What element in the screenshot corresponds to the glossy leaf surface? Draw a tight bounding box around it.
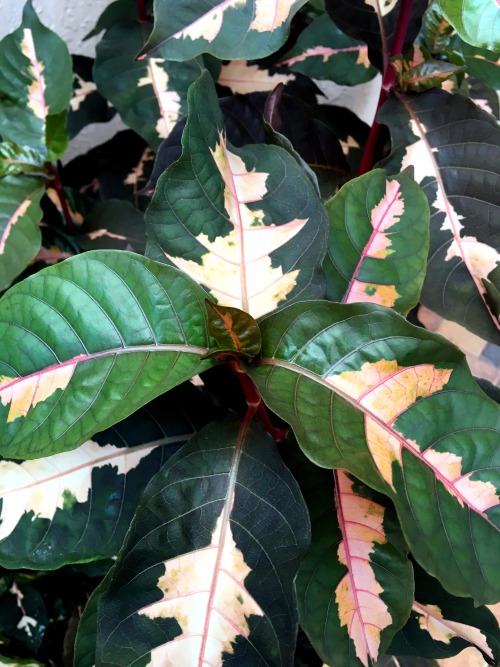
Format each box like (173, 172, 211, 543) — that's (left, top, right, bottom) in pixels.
(0, 176, 44, 292)
(95, 417, 310, 666)
(379, 89, 500, 344)
(206, 301, 262, 357)
(146, 71, 328, 319)
(0, 1, 72, 158)
(0, 383, 213, 569)
(439, 0, 500, 51)
(324, 169, 429, 314)
(0, 251, 213, 459)
(0, 143, 45, 178)
(250, 301, 500, 605)
(141, 0, 308, 61)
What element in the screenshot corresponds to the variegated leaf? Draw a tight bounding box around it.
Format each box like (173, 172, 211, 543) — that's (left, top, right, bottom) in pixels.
(290, 444, 413, 667)
(0, 250, 213, 459)
(0, 143, 45, 178)
(217, 60, 296, 95)
(379, 89, 500, 344)
(140, 0, 309, 61)
(95, 417, 310, 666)
(0, 581, 47, 652)
(325, 0, 429, 71)
(279, 13, 377, 85)
(93, 18, 200, 149)
(0, 1, 72, 158)
(389, 564, 500, 663)
(249, 301, 500, 604)
(0, 175, 44, 292)
(145, 71, 328, 319)
(0, 383, 213, 569)
(67, 55, 115, 139)
(324, 169, 429, 314)
(439, 0, 500, 51)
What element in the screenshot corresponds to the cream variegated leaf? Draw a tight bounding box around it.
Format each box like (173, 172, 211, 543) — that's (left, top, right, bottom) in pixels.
(146, 71, 328, 319)
(218, 60, 295, 94)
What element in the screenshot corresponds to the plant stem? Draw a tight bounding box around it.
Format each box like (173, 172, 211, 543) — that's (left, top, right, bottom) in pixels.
(46, 163, 74, 232)
(358, 0, 414, 175)
(137, 0, 148, 22)
(229, 359, 289, 442)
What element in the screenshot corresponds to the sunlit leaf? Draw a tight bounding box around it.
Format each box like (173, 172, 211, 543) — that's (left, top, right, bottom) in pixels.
(324, 169, 429, 314)
(95, 417, 310, 666)
(249, 300, 500, 604)
(0, 251, 213, 459)
(439, 0, 500, 51)
(0, 143, 45, 178)
(146, 71, 328, 319)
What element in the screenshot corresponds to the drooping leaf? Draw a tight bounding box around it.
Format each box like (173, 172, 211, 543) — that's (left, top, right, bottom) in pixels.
(278, 13, 377, 85)
(439, 0, 500, 51)
(0, 383, 214, 569)
(324, 169, 429, 314)
(0, 250, 214, 460)
(205, 300, 262, 357)
(389, 564, 500, 664)
(378, 89, 500, 344)
(0, 0, 72, 159)
(325, 0, 429, 72)
(95, 417, 310, 666)
(290, 446, 413, 667)
(78, 200, 145, 254)
(0, 175, 44, 292)
(249, 300, 500, 605)
(93, 18, 201, 149)
(146, 71, 328, 319)
(140, 0, 309, 62)
(0, 143, 45, 178)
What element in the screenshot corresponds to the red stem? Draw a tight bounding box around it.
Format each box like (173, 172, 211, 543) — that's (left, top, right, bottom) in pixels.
(46, 164, 74, 232)
(137, 0, 148, 22)
(358, 0, 414, 175)
(229, 359, 289, 443)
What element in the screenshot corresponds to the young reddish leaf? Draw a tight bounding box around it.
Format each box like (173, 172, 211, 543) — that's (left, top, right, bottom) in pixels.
(324, 169, 429, 315)
(392, 46, 465, 92)
(146, 71, 327, 319)
(140, 0, 308, 61)
(95, 418, 310, 666)
(205, 300, 262, 357)
(379, 89, 500, 344)
(0, 251, 213, 459)
(217, 60, 296, 95)
(250, 301, 500, 604)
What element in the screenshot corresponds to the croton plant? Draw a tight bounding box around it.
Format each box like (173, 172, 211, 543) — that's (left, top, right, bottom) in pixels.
(0, 0, 499, 665)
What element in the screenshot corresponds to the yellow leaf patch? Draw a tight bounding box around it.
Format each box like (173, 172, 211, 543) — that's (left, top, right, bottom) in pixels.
(20, 28, 48, 123)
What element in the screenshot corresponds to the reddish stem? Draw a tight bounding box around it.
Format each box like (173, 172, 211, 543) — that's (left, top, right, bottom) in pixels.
(137, 0, 148, 22)
(46, 163, 74, 232)
(357, 0, 414, 175)
(229, 359, 289, 443)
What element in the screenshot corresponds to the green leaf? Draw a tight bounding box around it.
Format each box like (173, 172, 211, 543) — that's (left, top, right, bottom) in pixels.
(74, 571, 112, 667)
(0, 0, 72, 158)
(93, 18, 201, 149)
(324, 169, 429, 315)
(439, 0, 500, 51)
(78, 200, 146, 254)
(140, 0, 309, 61)
(0, 175, 44, 292)
(0, 250, 213, 460)
(389, 563, 500, 664)
(0, 383, 214, 569)
(289, 443, 413, 667)
(378, 89, 500, 344)
(0, 142, 45, 178)
(145, 71, 328, 319)
(419, 2, 454, 52)
(249, 300, 500, 605)
(454, 38, 500, 90)
(278, 13, 377, 85)
(205, 300, 262, 357)
(95, 417, 310, 666)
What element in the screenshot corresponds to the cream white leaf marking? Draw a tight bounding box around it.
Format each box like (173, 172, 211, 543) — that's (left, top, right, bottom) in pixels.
(334, 470, 391, 667)
(364, 0, 398, 17)
(171, 0, 245, 43)
(0, 363, 76, 424)
(218, 60, 295, 94)
(138, 58, 181, 139)
(0, 438, 183, 540)
(165, 131, 308, 318)
(279, 45, 370, 68)
(340, 136, 360, 156)
(343, 179, 404, 307)
(86, 229, 129, 241)
(138, 506, 264, 666)
(0, 200, 31, 255)
(326, 359, 499, 516)
(70, 74, 97, 112)
(123, 147, 155, 186)
(10, 583, 37, 638)
(397, 96, 500, 331)
(445, 237, 500, 290)
(20, 28, 48, 124)
(250, 0, 302, 32)
(413, 602, 494, 660)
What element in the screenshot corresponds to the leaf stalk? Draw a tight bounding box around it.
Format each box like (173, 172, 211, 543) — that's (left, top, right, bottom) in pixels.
(46, 163, 74, 232)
